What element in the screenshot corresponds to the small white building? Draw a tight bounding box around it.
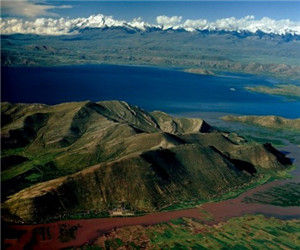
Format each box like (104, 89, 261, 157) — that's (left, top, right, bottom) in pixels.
(109, 208, 134, 216)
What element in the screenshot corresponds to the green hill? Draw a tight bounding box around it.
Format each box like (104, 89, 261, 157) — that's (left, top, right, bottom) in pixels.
(1, 101, 292, 223)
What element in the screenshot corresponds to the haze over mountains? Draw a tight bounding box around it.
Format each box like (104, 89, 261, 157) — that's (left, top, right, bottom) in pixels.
(1, 101, 292, 223)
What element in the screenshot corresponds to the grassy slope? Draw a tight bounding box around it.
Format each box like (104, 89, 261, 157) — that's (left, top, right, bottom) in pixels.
(1, 101, 207, 187)
(244, 182, 300, 207)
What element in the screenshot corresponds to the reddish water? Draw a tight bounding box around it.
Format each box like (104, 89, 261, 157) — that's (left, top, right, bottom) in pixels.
(4, 144, 300, 250)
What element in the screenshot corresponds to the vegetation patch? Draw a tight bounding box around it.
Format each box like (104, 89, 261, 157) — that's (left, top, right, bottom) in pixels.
(244, 182, 300, 207)
(58, 224, 81, 243)
(91, 215, 300, 249)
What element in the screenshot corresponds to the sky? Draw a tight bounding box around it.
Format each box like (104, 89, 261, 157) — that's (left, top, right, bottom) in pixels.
(1, 1, 300, 35)
(1, 1, 300, 21)
(56, 1, 300, 22)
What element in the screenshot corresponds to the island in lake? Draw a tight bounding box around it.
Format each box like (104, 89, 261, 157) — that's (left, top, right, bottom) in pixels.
(245, 84, 300, 100)
(221, 115, 300, 131)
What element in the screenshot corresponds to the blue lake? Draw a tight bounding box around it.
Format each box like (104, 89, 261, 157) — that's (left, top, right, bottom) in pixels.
(2, 65, 300, 118)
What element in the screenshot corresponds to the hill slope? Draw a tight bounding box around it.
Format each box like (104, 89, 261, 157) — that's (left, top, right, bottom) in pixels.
(1, 101, 292, 223)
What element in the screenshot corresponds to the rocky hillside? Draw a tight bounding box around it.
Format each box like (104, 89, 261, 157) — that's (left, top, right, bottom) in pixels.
(1, 101, 292, 223)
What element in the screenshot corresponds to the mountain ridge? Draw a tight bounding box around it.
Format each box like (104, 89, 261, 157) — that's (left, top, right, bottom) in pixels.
(1, 100, 292, 223)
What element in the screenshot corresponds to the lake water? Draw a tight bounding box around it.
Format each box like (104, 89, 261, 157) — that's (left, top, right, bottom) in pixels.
(2, 64, 300, 118)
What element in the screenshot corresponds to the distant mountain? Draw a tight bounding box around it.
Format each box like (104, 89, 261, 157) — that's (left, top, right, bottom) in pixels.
(2, 28, 300, 80)
(1, 101, 292, 223)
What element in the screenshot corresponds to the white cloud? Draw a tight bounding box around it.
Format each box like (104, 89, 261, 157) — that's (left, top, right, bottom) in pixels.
(183, 19, 208, 31)
(156, 15, 182, 29)
(1, 13, 299, 36)
(1, 0, 72, 18)
(158, 15, 300, 35)
(0, 14, 154, 35)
